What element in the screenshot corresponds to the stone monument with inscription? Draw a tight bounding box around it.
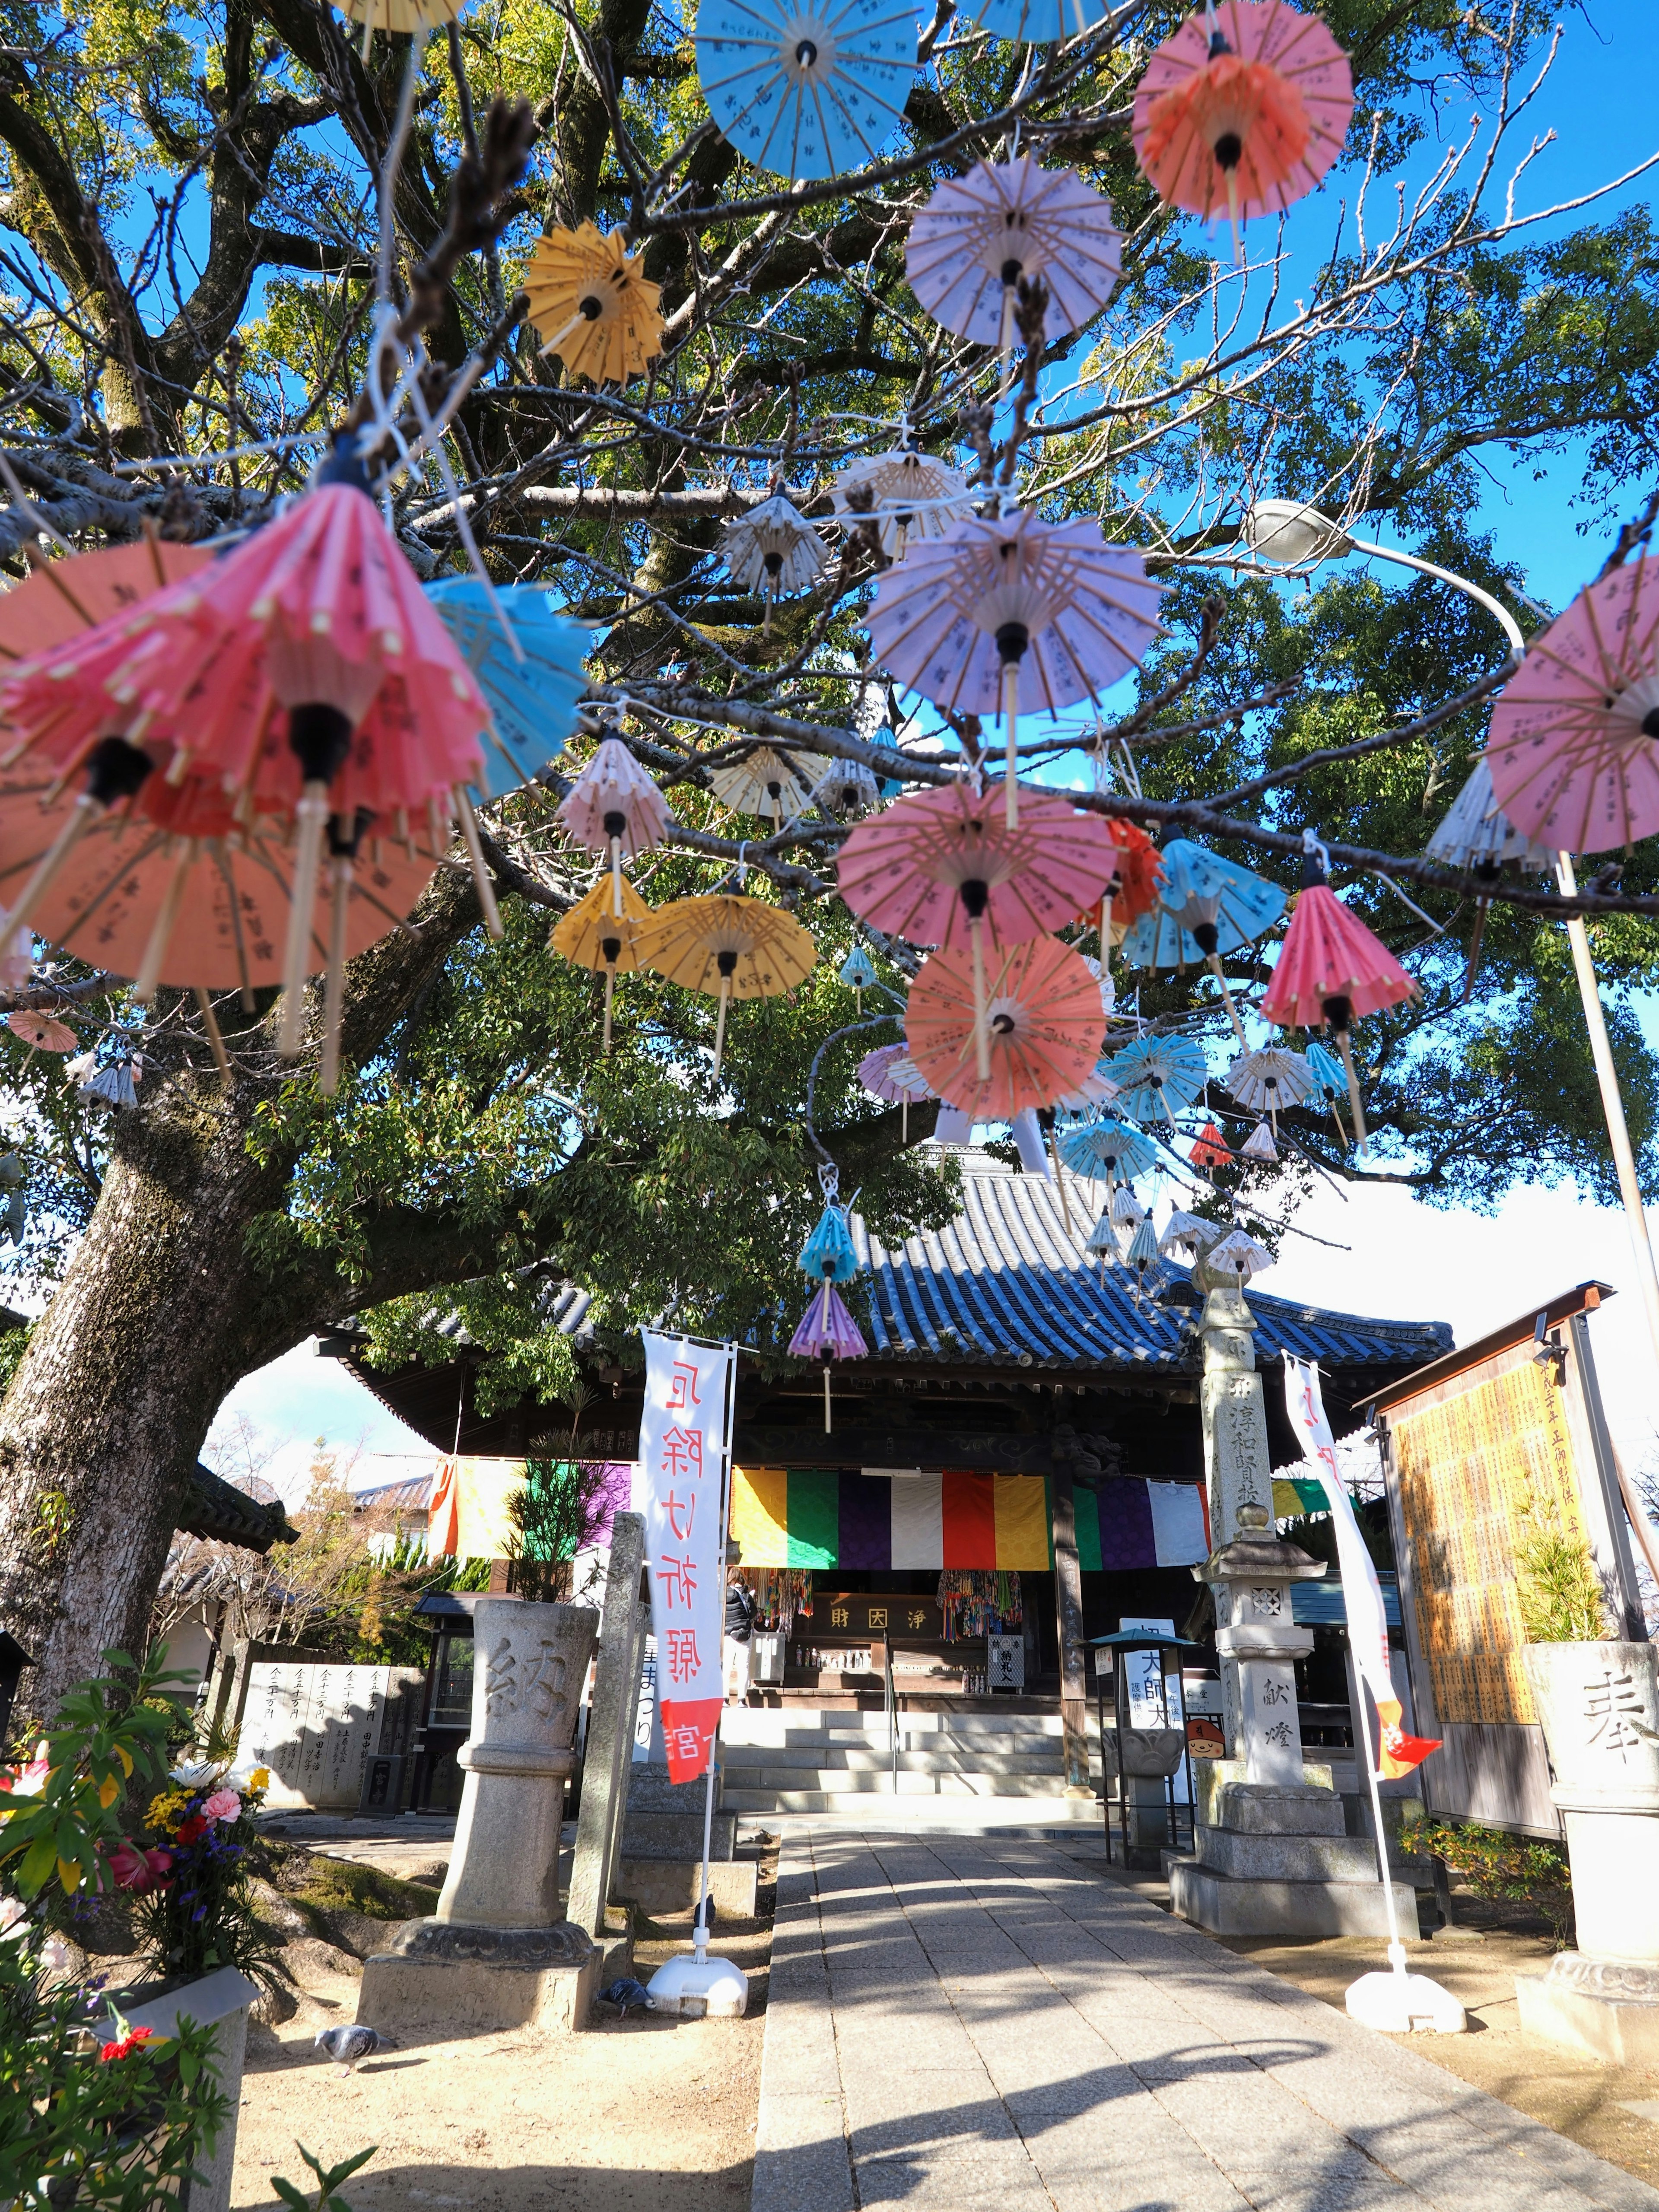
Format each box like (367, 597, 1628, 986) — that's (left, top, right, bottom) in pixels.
(1169, 1506, 1418, 1937)
(1197, 1274, 1273, 1755)
(360, 1596, 601, 2035)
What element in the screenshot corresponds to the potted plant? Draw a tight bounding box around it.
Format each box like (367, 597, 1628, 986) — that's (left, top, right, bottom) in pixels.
(1516, 1507, 1659, 1974)
(0, 1644, 272, 2208)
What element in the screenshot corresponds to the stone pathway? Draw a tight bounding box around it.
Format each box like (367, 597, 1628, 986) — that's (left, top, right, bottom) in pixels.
(751, 1828, 1659, 2212)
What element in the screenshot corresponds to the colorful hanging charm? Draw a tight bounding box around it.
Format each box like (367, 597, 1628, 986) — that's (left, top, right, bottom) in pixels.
(1107, 1032, 1208, 1128)
(792, 1166, 867, 1431)
(1119, 837, 1287, 1041)
(1259, 838, 1417, 1147)
(839, 945, 879, 1010)
(558, 734, 674, 918)
(523, 225, 662, 384)
(1302, 1038, 1350, 1148)
(1189, 1120, 1232, 1167)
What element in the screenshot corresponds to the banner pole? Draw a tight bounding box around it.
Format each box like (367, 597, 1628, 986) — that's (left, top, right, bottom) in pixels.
(694, 1344, 737, 1965)
(1354, 1667, 1405, 1971)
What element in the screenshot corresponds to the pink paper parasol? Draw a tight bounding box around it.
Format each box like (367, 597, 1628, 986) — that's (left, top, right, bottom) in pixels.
(5, 1011, 77, 1052)
(865, 510, 1163, 827)
(1132, 0, 1353, 261)
(1259, 852, 1417, 1143)
(906, 935, 1103, 1121)
(858, 1039, 934, 1139)
(558, 735, 674, 918)
(906, 156, 1123, 368)
(1484, 555, 1659, 854)
(840, 784, 1123, 1077)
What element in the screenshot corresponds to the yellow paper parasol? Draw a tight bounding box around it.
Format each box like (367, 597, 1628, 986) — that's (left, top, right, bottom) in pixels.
(550, 874, 653, 1054)
(524, 225, 662, 386)
(634, 893, 817, 1075)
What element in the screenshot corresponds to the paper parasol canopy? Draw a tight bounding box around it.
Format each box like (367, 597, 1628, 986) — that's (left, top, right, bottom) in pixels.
(558, 737, 674, 918)
(425, 580, 590, 798)
(708, 744, 829, 830)
(1159, 1208, 1220, 1260)
(1133, 0, 1353, 261)
(1120, 836, 1287, 1041)
(865, 509, 1163, 826)
(789, 1278, 868, 1428)
(335, 0, 464, 45)
(969, 0, 1112, 44)
(1189, 1119, 1232, 1166)
(5, 1010, 77, 1052)
(1107, 1031, 1208, 1126)
(906, 935, 1103, 1121)
(1425, 759, 1553, 1000)
(1206, 1226, 1273, 1281)
(811, 756, 881, 818)
(0, 540, 213, 671)
(833, 449, 973, 559)
(721, 496, 827, 620)
(550, 874, 653, 1053)
(859, 1038, 933, 1138)
(1074, 817, 1164, 931)
(633, 892, 817, 1074)
(1225, 1045, 1313, 1127)
(1484, 555, 1659, 854)
(1057, 1115, 1158, 1182)
(1052, 1067, 1119, 1112)
(906, 157, 1123, 359)
(696, 0, 917, 182)
(523, 225, 662, 385)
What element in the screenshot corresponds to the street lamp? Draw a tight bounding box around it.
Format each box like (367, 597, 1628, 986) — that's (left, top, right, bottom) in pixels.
(1231, 500, 1659, 1376)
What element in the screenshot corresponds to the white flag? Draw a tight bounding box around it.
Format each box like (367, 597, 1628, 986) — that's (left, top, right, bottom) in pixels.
(638, 1331, 737, 1783)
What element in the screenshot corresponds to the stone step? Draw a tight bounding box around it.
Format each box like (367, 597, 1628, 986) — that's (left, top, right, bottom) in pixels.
(722, 1785, 1104, 1823)
(720, 1744, 1065, 1777)
(723, 1708, 1091, 1739)
(724, 1765, 1076, 1799)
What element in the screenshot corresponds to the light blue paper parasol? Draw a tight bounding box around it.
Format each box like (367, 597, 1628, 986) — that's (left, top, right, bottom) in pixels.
(1108, 1033, 1208, 1127)
(1057, 1116, 1157, 1182)
(426, 579, 591, 798)
(1119, 839, 1287, 969)
(696, 0, 917, 182)
(968, 0, 1112, 44)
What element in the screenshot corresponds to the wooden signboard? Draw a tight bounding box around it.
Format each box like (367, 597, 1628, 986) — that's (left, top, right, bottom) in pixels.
(796, 1592, 945, 1641)
(1373, 1285, 1642, 1835)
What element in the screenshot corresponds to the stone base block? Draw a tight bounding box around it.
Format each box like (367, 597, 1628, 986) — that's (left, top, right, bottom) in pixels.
(616, 1858, 759, 1918)
(1516, 1954, 1659, 2067)
(1169, 1856, 1417, 1939)
(1210, 1781, 1347, 1838)
(625, 1810, 738, 1860)
(1196, 1824, 1387, 1884)
(359, 1918, 599, 2038)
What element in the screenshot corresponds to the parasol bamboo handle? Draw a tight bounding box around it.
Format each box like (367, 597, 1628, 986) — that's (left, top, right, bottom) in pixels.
(1225, 170, 1243, 268)
(194, 987, 230, 1084)
(603, 962, 616, 1055)
(1335, 1030, 1368, 1149)
(0, 794, 99, 943)
(133, 841, 196, 1004)
(278, 784, 329, 1058)
(611, 834, 624, 921)
(1050, 1125, 1075, 1235)
(1461, 899, 1489, 1004)
(823, 1363, 832, 1434)
(713, 976, 731, 1077)
(538, 309, 588, 361)
(321, 856, 352, 1096)
(1002, 664, 1020, 831)
(902, 1094, 908, 1144)
(1208, 953, 1247, 1046)
(971, 914, 991, 1084)
(454, 788, 503, 939)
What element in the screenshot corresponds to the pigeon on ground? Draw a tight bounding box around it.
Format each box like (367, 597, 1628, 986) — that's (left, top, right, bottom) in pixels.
(600, 1978, 652, 2018)
(314, 2025, 398, 2074)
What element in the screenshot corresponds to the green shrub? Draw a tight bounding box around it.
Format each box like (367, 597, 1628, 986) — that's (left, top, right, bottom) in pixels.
(1513, 1504, 1608, 1643)
(1406, 1813, 1573, 1945)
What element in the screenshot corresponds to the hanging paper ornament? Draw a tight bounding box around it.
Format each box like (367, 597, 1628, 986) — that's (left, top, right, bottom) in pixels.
(1260, 841, 1417, 1147)
(1206, 1226, 1273, 1282)
(695, 0, 917, 182)
(425, 580, 591, 798)
(1158, 1209, 1220, 1261)
(1119, 837, 1287, 1042)
(79, 1053, 140, 1111)
(1189, 1120, 1231, 1167)
(1125, 1206, 1160, 1283)
(1107, 1032, 1208, 1128)
(1241, 1119, 1277, 1163)
(1302, 1037, 1350, 1148)
(633, 893, 817, 1077)
(906, 936, 1103, 1119)
(550, 874, 653, 1054)
(1226, 1044, 1313, 1137)
(1086, 1205, 1121, 1280)
(1109, 1182, 1144, 1227)
(523, 225, 662, 384)
(336, 0, 464, 54)
(839, 945, 879, 1011)
(1057, 1115, 1157, 1182)
(5, 1012, 77, 1054)
(558, 736, 674, 919)
(1132, 0, 1354, 264)
(798, 1199, 859, 1284)
(788, 1282, 868, 1432)
(833, 448, 973, 559)
(1424, 759, 1554, 1000)
(858, 1039, 933, 1141)
(810, 757, 881, 820)
(708, 745, 828, 832)
(1052, 1068, 1120, 1113)
(721, 497, 826, 632)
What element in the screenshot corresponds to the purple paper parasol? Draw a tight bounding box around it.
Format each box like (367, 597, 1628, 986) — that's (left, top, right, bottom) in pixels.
(790, 1281, 869, 1361)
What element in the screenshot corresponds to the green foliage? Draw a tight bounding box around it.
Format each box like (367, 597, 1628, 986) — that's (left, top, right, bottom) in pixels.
(506, 1455, 612, 1601)
(0, 1645, 188, 1901)
(1405, 1814, 1573, 1945)
(0, 1915, 232, 2211)
(270, 2143, 378, 2212)
(1514, 1507, 1610, 1643)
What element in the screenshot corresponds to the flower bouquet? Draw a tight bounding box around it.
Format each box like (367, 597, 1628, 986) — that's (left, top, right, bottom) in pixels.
(129, 1762, 285, 1993)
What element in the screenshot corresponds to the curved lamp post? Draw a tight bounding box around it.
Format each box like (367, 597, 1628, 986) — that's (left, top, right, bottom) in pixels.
(1230, 500, 1659, 1380)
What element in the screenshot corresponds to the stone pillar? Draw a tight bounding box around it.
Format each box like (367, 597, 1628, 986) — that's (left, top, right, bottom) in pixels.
(1049, 1466, 1092, 1791)
(361, 1598, 603, 2037)
(566, 1514, 647, 1955)
(1198, 1279, 1273, 1758)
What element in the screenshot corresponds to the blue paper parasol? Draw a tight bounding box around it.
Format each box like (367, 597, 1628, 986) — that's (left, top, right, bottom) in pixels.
(1057, 1116, 1157, 1182)
(1108, 1033, 1208, 1127)
(967, 0, 1112, 44)
(696, 0, 917, 182)
(1119, 839, 1287, 969)
(426, 579, 591, 798)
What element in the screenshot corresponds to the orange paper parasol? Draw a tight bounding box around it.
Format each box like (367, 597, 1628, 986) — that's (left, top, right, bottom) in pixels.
(1133, 0, 1353, 262)
(905, 935, 1103, 1121)
(524, 225, 663, 385)
(633, 892, 817, 1075)
(550, 873, 653, 1053)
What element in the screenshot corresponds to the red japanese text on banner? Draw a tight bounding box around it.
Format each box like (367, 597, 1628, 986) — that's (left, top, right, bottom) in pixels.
(639, 1330, 736, 1783)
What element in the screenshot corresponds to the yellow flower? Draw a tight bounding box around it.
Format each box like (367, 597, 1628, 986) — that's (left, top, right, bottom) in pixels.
(249, 1767, 270, 1793)
(144, 1790, 184, 1833)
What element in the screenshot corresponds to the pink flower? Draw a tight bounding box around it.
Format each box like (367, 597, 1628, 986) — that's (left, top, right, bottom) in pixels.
(0, 1744, 50, 1798)
(200, 1788, 241, 1825)
(109, 1841, 172, 1894)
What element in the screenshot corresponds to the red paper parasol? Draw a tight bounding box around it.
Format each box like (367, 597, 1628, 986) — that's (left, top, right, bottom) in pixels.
(905, 935, 1103, 1120)
(1484, 555, 1659, 854)
(866, 510, 1163, 828)
(1189, 1121, 1232, 1167)
(839, 784, 1123, 1077)
(1132, 0, 1353, 261)
(1259, 850, 1417, 1143)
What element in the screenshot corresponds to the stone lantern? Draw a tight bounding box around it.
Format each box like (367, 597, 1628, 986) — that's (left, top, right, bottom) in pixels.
(1169, 1505, 1417, 1937)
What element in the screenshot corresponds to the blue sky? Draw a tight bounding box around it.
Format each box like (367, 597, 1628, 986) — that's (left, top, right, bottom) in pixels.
(209, 0, 1659, 1484)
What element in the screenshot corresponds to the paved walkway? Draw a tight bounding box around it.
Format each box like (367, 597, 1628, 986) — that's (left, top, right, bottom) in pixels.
(752, 1827, 1659, 2212)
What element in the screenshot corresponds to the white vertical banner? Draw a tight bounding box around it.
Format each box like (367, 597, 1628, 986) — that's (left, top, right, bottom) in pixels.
(639, 1330, 737, 1784)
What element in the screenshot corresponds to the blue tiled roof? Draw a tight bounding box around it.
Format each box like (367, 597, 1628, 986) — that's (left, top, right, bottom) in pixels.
(851, 1163, 1449, 1379)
